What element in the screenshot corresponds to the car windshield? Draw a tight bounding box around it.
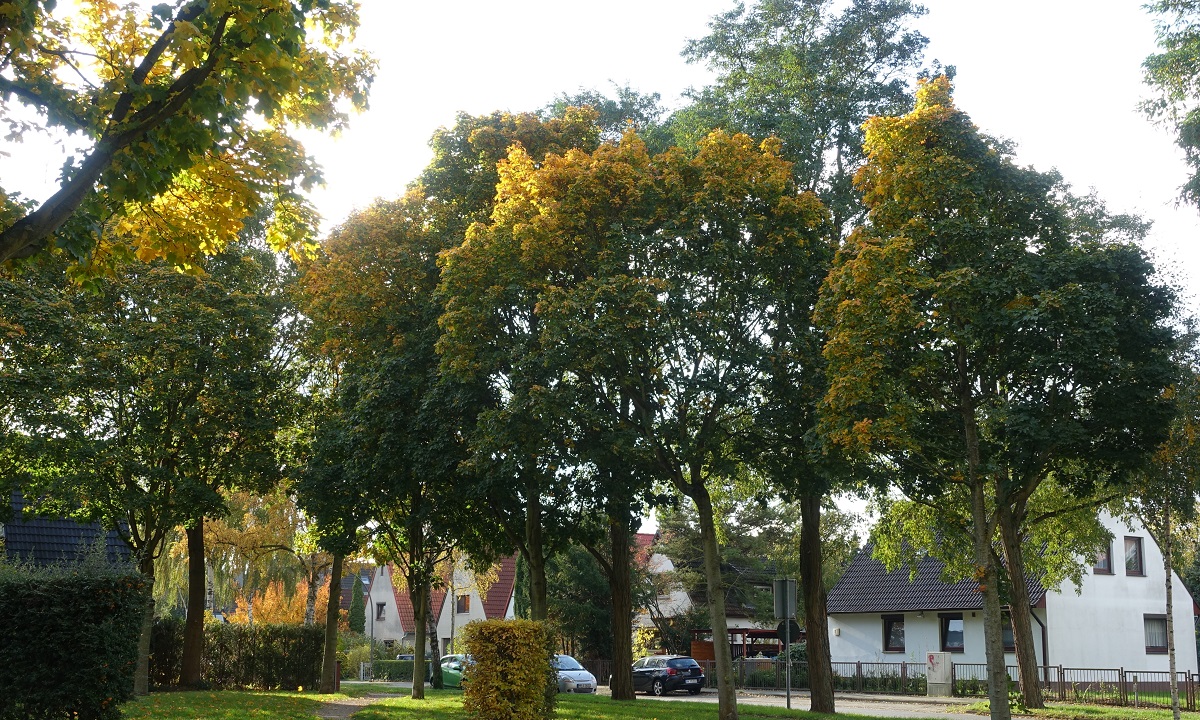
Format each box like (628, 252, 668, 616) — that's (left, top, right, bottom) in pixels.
(668, 658, 699, 669)
(555, 656, 585, 671)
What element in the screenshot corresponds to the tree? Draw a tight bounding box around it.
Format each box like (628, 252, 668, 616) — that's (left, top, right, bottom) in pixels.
(348, 574, 366, 634)
(0, 242, 297, 693)
(0, 1, 373, 267)
(300, 193, 496, 699)
(441, 129, 828, 720)
(678, 0, 928, 235)
(817, 77, 1179, 719)
(1144, 0, 1200, 207)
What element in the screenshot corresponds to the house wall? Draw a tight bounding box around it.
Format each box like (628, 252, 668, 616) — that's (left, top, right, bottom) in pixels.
(1044, 514, 1198, 672)
(366, 564, 407, 646)
(635, 552, 692, 628)
(435, 569, 494, 655)
(828, 610, 1045, 667)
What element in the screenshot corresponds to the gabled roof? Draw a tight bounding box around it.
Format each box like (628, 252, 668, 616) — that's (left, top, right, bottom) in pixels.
(391, 564, 451, 634)
(339, 566, 373, 611)
(3, 492, 130, 566)
(827, 545, 1046, 614)
(481, 555, 517, 619)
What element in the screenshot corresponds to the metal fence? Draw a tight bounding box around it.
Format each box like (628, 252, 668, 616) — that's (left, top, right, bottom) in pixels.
(581, 657, 1198, 710)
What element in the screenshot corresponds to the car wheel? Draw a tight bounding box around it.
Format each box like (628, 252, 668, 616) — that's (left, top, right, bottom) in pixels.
(651, 679, 665, 696)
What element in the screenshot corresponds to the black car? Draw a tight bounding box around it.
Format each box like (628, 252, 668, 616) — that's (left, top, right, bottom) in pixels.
(630, 655, 705, 695)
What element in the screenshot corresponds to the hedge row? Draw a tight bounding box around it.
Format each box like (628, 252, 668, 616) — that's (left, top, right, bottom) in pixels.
(150, 618, 324, 690)
(0, 560, 151, 720)
(372, 659, 415, 681)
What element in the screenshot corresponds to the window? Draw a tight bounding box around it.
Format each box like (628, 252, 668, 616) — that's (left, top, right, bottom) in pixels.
(1145, 614, 1168, 654)
(456, 594, 470, 614)
(1094, 543, 1113, 574)
(1002, 613, 1015, 652)
(940, 613, 965, 652)
(882, 615, 905, 652)
(375, 602, 385, 621)
(1125, 536, 1145, 576)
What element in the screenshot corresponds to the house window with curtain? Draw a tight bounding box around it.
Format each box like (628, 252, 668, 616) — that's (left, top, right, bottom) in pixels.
(1002, 612, 1015, 652)
(376, 602, 385, 621)
(882, 615, 905, 652)
(940, 613, 965, 652)
(1125, 536, 1145, 576)
(1145, 614, 1168, 654)
(1094, 543, 1113, 574)
(456, 594, 470, 614)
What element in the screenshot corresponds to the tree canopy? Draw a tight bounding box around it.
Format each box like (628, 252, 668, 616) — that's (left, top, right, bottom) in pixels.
(0, 0, 373, 271)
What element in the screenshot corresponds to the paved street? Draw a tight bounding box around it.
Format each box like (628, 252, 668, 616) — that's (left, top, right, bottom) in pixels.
(610, 688, 983, 719)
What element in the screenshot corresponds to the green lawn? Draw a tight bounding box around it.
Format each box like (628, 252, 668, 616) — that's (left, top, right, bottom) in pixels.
(121, 690, 328, 720)
(352, 691, 951, 720)
(967, 700, 1200, 720)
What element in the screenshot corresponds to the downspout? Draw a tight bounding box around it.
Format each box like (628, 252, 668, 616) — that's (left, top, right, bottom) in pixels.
(1032, 608, 1049, 684)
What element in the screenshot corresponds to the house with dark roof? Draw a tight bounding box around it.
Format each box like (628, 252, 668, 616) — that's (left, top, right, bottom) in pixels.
(2, 491, 130, 566)
(826, 512, 1198, 672)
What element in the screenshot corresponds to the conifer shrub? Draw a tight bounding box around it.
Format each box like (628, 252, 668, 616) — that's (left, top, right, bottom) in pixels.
(461, 619, 555, 720)
(0, 559, 151, 720)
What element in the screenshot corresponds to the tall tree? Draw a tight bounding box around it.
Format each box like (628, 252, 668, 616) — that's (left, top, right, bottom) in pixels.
(0, 0, 373, 267)
(1144, 0, 1200, 206)
(817, 77, 1178, 719)
(300, 194, 495, 699)
(0, 242, 296, 693)
(441, 130, 828, 720)
(679, 0, 927, 235)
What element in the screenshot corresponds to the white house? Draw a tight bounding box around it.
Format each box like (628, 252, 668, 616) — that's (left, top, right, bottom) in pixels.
(826, 513, 1198, 673)
(363, 563, 408, 649)
(434, 555, 518, 655)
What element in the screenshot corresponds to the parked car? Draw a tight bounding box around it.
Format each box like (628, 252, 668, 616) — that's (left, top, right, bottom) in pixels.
(552, 654, 597, 693)
(628, 655, 705, 695)
(440, 654, 471, 688)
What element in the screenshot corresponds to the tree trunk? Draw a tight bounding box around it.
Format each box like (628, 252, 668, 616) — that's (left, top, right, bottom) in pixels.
(134, 553, 156, 695)
(526, 492, 549, 621)
(428, 584, 444, 689)
(694, 484, 738, 720)
(1165, 502, 1181, 720)
(305, 561, 319, 625)
(997, 504, 1044, 708)
(609, 508, 636, 701)
(411, 580, 429, 699)
(799, 492, 834, 713)
(972, 483, 1012, 720)
(180, 521, 206, 687)
(320, 554, 344, 693)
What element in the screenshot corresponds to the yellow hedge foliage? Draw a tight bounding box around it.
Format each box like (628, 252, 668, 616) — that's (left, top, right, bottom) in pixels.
(461, 619, 556, 720)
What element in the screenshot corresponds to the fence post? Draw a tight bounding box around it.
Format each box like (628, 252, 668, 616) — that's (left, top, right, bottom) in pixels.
(856, 661, 863, 692)
(950, 662, 957, 697)
(1058, 666, 1065, 702)
(1119, 667, 1127, 706)
(901, 662, 908, 694)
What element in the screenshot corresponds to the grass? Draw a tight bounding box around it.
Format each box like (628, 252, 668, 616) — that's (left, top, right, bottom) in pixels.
(352, 690, 953, 720)
(121, 690, 329, 719)
(966, 700, 1200, 720)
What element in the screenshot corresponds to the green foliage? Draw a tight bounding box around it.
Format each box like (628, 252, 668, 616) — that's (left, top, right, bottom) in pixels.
(149, 619, 324, 690)
(1144, 0, 1200, 206)
(0, 559, 151, 720)
(0, 1, 375, 267)
(372, 660, 415, 682)
(679, 0, 928, 233)
(349, 575, 366, 634)
(461, 620, 555, 720)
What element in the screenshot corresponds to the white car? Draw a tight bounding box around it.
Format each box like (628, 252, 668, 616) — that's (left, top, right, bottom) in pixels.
(552, 654, 597, 693)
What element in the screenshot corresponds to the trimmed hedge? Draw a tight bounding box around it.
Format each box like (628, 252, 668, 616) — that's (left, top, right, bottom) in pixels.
(149, 619, 323, 690)
(462, 620, 555, 720)
(372, 659, 414, 681)
(0, 560, 151, 720)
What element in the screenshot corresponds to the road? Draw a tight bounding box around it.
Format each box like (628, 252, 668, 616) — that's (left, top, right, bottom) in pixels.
(614, 689, 983, 719)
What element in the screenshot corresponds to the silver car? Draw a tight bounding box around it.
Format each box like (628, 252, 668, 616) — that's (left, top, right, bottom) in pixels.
(552, 654, 597, 693)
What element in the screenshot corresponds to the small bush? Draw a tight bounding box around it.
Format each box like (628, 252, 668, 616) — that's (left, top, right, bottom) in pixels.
(746, 669, 778, 688)
(0, 559, 151, 720)
(462, 619, 555, 720)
